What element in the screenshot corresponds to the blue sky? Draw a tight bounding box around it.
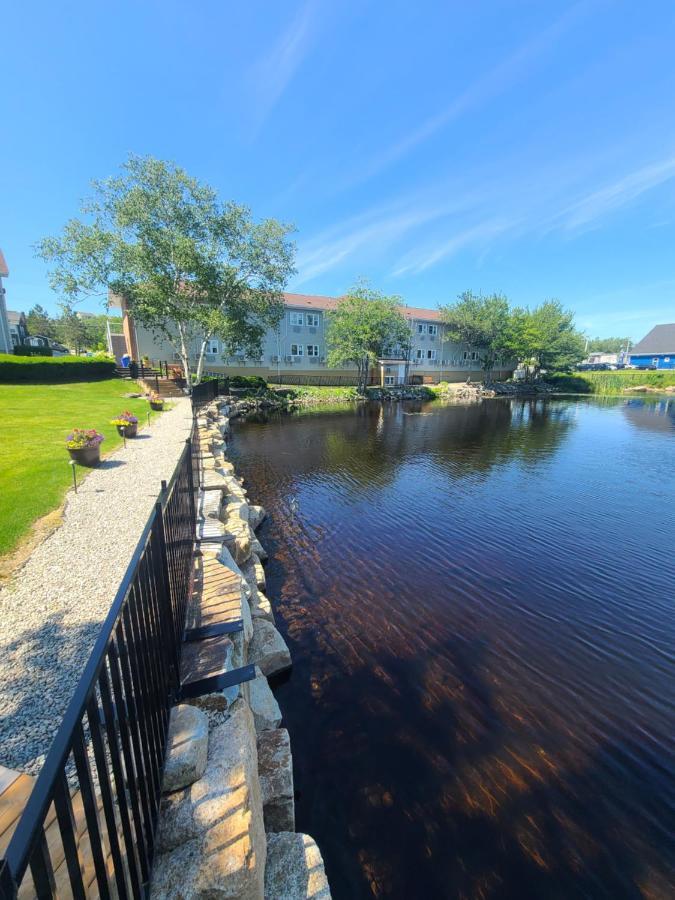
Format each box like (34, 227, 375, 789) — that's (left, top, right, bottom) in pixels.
(3, 0, 675, 339)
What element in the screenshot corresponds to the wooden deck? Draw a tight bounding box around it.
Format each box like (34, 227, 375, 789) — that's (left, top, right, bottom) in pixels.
(0, 764, 121, 898)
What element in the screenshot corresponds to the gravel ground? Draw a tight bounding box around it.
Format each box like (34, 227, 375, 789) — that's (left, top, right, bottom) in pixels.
(0, 398, 192, 775)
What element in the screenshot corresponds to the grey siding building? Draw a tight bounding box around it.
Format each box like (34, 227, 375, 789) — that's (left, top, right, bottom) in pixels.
(113, 292, 514, 383)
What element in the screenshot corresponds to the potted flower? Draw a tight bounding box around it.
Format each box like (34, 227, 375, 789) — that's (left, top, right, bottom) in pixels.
(66, 429, 104, 466)
(110, 411, 139, 437)
(148, 391, 165, 411)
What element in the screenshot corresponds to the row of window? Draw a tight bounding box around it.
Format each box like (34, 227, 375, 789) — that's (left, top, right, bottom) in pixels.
(413, 349, 479, 362)
(289, 344, 320, 357)
(289, 312, 320, 327)
(287, 312, 443, 336)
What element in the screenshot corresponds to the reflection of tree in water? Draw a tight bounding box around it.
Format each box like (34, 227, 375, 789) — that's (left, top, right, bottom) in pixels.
(239, 400, 577, 496)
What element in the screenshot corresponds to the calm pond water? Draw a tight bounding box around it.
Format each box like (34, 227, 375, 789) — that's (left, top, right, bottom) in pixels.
(230, 397, 675, 899)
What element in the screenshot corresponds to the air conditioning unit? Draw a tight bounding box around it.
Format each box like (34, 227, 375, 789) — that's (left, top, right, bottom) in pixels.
(173, 353, 181, 362)
(285, 355, 294, 363)
(320, 357, 326, 363)
(271, 355, 281, 363)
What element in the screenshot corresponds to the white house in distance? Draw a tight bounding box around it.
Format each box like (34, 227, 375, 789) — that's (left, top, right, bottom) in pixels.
(0, 249, 11, 354)
(110, 291, 514, 384)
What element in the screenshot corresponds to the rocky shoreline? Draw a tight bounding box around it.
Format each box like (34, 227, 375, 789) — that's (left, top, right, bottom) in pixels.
(151, 397, 331, 899)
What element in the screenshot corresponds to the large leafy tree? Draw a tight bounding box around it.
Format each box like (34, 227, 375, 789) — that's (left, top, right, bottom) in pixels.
(326, 283, 411, 394)
(37, 155, 295, 383)
(440, 291, 513, 380)
(26, 304, 56, 340)
(509, 300, 585, 375)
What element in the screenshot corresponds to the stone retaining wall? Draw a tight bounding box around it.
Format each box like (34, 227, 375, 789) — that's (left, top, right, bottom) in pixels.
(151, 398, 331, 899)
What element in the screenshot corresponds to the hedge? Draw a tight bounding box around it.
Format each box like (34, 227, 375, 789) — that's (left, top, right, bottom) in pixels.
(0, 353, 117, 383)
(14, 345, 53, 357)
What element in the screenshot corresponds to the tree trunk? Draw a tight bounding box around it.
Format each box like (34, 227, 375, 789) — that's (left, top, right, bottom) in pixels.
(177, 322, 192, 387)
(194, 336, 212, 386)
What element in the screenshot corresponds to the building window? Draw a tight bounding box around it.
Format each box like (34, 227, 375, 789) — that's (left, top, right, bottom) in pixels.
(462, 350, 469, 360)
(290, 312, 304, 326)
(416, 348, 424, 360)
(206, 339, 219, 355)
(471, 351, 479, 361)
(290, 344, 303, 357)
(307, 344, 320, 357)
(306, 313, 319, 327)
(417, 323, 426, 334)
(384, 375, 395, 386)
(426, 349, 437, 361)
(428, 324, 438, 336)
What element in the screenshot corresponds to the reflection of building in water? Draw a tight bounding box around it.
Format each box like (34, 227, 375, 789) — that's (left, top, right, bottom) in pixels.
(622, 398, 674, 433)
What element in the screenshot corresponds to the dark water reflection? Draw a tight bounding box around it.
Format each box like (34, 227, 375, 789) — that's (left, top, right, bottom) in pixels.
(230, 398, 675, 899)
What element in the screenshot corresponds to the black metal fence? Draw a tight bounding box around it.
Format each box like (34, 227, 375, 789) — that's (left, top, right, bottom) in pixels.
(0, 441, 196, 899)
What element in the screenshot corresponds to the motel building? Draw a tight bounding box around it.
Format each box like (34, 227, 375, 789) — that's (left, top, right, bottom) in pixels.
(110, 292, 515, 385)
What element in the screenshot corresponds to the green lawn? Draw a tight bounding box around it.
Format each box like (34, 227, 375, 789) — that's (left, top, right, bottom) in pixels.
(0, 380, 155, 560)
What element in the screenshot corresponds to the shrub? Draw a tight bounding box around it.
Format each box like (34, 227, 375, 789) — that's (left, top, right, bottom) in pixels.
(228, 375, 268, 390)
(0, 353, 116, 383)
(13, 345, 53, 357)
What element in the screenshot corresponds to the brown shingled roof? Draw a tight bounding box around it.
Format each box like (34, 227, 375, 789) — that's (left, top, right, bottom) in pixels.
(0, 249, 8, 278)
(283, 292, 441, 321)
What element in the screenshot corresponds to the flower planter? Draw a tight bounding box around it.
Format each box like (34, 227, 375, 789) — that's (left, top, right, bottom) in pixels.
(116, 423, 138, 437)
(150, 401, 164, 411)
(68, 446, 101, 467)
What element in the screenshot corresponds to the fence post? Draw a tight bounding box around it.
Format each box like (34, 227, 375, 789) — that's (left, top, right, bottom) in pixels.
(0, 860, 18, 900)
(154, 491, 181, 697)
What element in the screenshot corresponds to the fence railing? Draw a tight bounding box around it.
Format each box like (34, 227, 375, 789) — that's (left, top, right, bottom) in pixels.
(0, 441, 196, 900)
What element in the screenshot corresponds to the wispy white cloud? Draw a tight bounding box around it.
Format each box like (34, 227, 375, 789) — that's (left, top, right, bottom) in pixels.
(392, 219, 519, 276)
(551, 155, 675, 231)
(335, 0, 598, 191)
(294, 149, 675, 286)
(248, 0, 317, 131)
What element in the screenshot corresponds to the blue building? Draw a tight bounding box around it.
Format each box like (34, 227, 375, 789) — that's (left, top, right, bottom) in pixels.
(629, 323, 675, 370)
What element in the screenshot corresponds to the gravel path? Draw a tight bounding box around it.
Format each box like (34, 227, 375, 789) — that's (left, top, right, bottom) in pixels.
(0, 398, 192, 775)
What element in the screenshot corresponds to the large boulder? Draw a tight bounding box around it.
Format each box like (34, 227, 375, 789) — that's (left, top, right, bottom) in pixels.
(249, 619, 292, 677)
(242, 555, 266, 592)
(264, 833, 331, 899)
(152, 700, 266, 900)
(257, 729, 294, 832)
(162, 705, 209, 793)
(245, 666, 282, 733)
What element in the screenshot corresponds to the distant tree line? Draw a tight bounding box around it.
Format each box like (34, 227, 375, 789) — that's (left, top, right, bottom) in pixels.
(25, 303, 120, 355)
(586, 336, 631, 353)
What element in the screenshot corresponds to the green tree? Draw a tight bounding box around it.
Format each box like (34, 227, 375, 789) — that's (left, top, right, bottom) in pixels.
(587, 336, 631, 354)
(37, 155, 295, 384)
(326, 283, 411, 394)
(510, 300, 585, 376)
(439, 291, 513, 380)
(26, 304, 56, 340)
(53, 303, 89, 354)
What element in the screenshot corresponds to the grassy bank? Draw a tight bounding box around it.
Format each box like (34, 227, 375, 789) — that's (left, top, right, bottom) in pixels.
(547, 371, 675, 395)
(0, 380, 154, 562)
